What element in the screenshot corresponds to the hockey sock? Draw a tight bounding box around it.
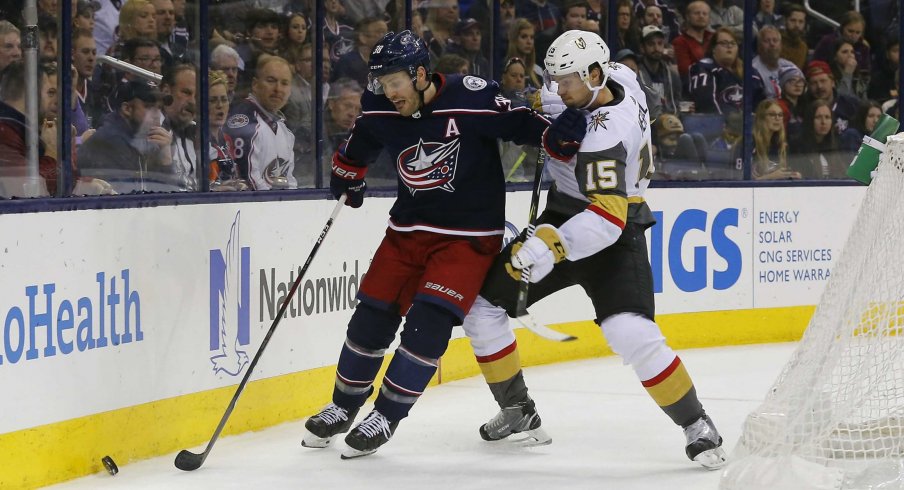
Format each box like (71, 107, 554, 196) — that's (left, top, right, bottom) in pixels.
(333, 338, 385, 410)
(373, 345, 438, 421)
(476, 341, 529, 407)
(640, 356, 704, 426)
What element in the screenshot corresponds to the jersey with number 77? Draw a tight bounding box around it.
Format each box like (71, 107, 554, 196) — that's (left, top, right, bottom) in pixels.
(541, 62, 656, 262)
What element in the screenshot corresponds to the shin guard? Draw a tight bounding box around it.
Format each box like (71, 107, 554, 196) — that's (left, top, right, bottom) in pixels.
(333, 338, 385, 410)
(374, 346, 438, 421)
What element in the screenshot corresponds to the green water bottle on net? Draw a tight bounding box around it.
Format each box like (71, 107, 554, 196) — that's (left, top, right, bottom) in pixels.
(847, 113, 900, 185)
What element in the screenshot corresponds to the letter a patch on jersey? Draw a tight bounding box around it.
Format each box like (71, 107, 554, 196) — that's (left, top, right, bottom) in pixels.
(445, 118, 460, 137)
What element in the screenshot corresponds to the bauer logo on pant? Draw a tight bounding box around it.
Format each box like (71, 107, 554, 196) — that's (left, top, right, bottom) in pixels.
(209, 211, 251, 376)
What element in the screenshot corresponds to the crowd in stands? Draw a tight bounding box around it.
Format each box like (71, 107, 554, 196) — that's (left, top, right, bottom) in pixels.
(0, 0, 899, 197)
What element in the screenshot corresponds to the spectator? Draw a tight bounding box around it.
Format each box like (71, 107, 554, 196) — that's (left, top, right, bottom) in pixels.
(324, 77, 363, 154)
(74, 0, 100, 33)
(868, 37, 899, 102)
(641, 5, 677, 43)
(224, 56, 296, 190)
(813, 11, 870, 78)
(753, 0, 781, 30)
(280, 11, 309, 54)
(515, 0, 560, 56)
(752, 25, 797, 99)
(656, 113, 702, 162)
(0, 62, 59, 196)
(282, 43, 315, 137)
(422, 0, 460, 61)
(152, 0, 189, 68)
(332, 16, 389, 85)
(829, 40, 868, 100)
(612, 0, 641, 53)
(210, 44, 243, 101)
(236, 8, 282, 68)
(78, 80, 174, 191)
(708, 0, 743, 36)
(38, 14, 58, 60)
(72, 29, 99, 129)
(323, 0, 355, 64)
(840, 99, 883, 152)
(633, 0, 681, 42)
(507, 18, 542, 91)
(710, 110, 742, 153)
(117, 0, 158, 44)
(500, 56, 529, 107)
(445, 18, 489, 78)
(689, 27, 764, 114)
(614, 48, 640, 73)
(434, 53, 469, 75)
(160, 64, 198, 190)
(776, 64, 805, 142)
(207, 70, 246, 191)
(498, 56, 533, 182)
(790, 99, 847, 179)
(638, 25, 681, 114)
(780, 3, 808, 70)
(94, 0, 125, 57)
(803, 60, 860, 136)
(673, 0, 714, 80)
(560, 0, 588, 32)
(750, 99, 800, 179)
(0, 21, 22, 74)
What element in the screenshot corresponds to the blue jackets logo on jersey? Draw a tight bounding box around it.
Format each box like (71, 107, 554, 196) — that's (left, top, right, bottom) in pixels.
(209, 211, 251, 376)
(398, 138, 461, 193)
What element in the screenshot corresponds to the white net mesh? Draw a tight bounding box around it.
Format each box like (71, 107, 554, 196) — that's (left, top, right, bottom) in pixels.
(720, 134, 904, 490)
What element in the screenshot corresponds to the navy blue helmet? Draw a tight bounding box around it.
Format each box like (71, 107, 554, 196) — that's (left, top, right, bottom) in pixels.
(367, 30, 430, 93)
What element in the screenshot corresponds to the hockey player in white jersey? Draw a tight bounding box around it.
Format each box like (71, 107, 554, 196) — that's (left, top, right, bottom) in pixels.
(461, 30, 727, 469)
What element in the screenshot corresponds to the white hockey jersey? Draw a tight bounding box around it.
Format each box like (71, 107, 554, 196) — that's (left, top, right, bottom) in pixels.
(541, 62, 655, 261)
(224, 95, 297, 190)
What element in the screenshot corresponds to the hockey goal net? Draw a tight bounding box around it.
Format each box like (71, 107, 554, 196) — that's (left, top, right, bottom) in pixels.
(720, 134, 904, 490)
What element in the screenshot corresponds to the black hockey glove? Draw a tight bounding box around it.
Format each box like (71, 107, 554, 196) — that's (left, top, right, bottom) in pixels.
(543, 107, 587, 161)
(330, 154, 368, 208)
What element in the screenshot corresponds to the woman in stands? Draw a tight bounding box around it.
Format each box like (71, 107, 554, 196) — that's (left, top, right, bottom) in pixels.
(281, 11, 309, 56)
(790, 100, 848, 179)
(116, 0, 157, 43)
(829, 39, 868, 100)
(841, 99, 883, 152)
(750, 99, 801, 180)
(688, 27, 764, 114)
(506, 18, 542, 92)
(208, 70, 246, 191)
(776, 64, 806, 143)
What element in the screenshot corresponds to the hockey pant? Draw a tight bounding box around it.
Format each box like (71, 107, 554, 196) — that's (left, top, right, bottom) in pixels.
(332, 301, 457, 422)
(601, 312, 704, 427)
(461, 296, 529, 408)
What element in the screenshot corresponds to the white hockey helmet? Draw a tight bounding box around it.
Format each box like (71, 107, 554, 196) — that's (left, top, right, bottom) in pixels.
(543, 30, 610, 105)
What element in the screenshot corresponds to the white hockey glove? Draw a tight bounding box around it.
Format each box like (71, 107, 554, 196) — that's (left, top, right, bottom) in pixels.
(510, 224, 569, 283)
(540, 82, 566, 117)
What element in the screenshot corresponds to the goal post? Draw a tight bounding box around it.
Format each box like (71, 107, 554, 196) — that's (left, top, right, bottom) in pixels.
(719, 133, 904, 490)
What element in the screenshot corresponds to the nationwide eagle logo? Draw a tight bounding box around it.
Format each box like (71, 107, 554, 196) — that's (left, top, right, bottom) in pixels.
(397, 138, 461, 193)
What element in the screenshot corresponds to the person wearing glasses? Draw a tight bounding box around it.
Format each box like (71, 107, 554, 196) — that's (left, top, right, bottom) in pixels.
(749, 99, 801, 180)
(208, 70, 247, 191)
(688, 27, 764, 115)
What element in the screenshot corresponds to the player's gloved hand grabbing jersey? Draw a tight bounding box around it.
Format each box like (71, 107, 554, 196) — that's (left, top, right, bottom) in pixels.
(507, 224, 569, 283)
(543, 107, 586, 161)
(330, 154, 368, 208)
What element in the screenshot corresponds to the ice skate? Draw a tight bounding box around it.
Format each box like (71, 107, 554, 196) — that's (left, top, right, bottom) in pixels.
(341, 410, 399, 459)
(684, 414, 727, 469)
(302, 403, 359, 448)
(479, 397, 551, 446)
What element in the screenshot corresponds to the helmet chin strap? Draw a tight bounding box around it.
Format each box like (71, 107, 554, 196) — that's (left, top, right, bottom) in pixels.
(412, 72, 432, 113)
(580, 72, 609, 110)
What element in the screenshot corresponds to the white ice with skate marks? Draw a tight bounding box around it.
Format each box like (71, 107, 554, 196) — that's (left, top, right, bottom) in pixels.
(51, 343, 797, 490)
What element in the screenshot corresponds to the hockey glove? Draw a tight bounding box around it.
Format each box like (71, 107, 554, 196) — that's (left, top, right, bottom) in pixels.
(509, 224, 569, 283)
(543, 107, 586, 162)
(330, 154, 368, 208)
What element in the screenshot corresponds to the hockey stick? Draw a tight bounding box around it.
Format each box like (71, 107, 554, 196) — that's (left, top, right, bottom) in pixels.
(175, 195, 348, 471)
(513, 149, 576, 342)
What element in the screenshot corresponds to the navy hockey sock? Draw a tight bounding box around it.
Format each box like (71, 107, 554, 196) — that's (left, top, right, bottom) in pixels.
(374, 345, 438, 421)
(333, 338, 385, 410)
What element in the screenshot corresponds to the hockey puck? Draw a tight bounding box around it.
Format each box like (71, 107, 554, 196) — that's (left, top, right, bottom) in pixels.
(101, 455, 119, 476)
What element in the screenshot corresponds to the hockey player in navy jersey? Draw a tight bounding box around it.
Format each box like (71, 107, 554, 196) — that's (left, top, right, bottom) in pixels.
(301, 30, 587, 459)
(461, 30, 728, 469)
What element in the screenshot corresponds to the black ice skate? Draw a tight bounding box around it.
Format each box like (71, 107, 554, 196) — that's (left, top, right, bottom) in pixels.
(302, 403, 359, 448)
(684, 414, 727, 469)
(479, 397, 551, 446)
(341, 410, 399, 459)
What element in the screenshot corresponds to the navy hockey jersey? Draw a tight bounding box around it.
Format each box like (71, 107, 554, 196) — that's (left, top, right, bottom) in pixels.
(338, 74, 551, 235)
(688, 59, 765, 114)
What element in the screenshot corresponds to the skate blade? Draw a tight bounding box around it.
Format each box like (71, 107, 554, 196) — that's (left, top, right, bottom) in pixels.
(340, 447, 377, 459)
(301, 432, 338, 449)
(490, 427, 552, 447)
(693, 446, 727, 470)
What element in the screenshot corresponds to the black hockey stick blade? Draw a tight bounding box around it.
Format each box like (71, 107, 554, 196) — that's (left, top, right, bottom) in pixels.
(515, 312, 576, 342)
(174, 450, 205, 471)
(174, 195, 347, 471)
